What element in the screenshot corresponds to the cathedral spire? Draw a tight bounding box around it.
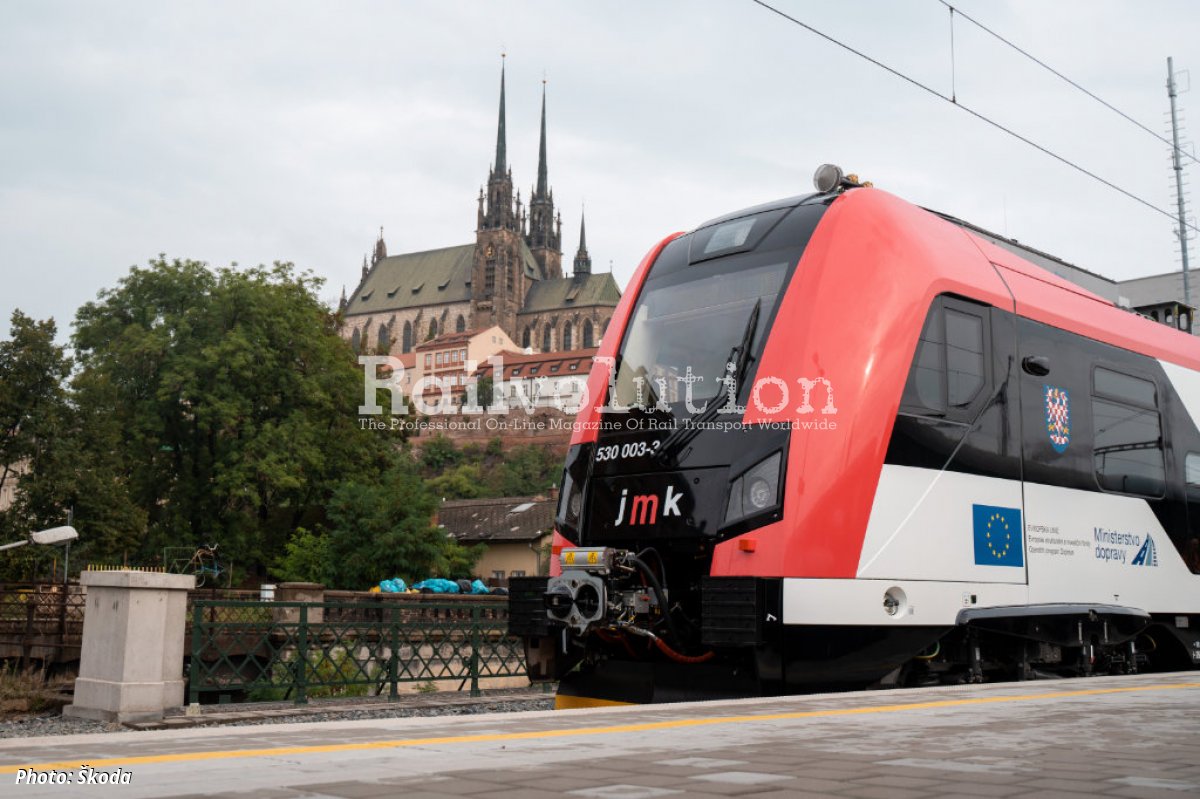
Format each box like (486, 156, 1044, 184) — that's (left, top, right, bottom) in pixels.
(536, 80, 548, 196)
(372, 226, 387, 265)
(526, 75, 561, 277)
(573, 209, 592, 275)
(494, 55, 507, 174)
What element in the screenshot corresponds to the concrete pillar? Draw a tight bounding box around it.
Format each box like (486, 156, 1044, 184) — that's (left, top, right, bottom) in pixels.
(271, 582, 325, 624)
(63, 570, 195, 723)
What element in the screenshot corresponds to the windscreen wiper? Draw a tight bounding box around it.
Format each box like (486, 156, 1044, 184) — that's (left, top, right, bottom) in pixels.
(655, 298, 762, 464)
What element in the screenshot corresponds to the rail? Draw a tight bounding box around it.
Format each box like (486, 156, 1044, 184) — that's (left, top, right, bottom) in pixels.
(187, 598, 526, 704)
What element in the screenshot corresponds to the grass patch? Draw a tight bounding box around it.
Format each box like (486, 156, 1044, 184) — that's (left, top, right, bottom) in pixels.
(0, 663, 71, 717)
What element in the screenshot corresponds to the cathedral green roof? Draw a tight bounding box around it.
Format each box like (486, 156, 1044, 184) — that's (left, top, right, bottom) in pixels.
(346, 244, 475, 315)
(345, 240, 547, 318)
(519, 273, 621, 314)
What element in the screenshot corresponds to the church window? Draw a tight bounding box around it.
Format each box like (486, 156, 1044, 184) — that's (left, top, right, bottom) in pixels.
(563, 323, 573, 351)
(402, 321, 413, 353)
(542, 326, 552, 352)
(485, 259, 496, 297)
(522, 326, 531, 348)
(583, 320, 594, 348)
(506, 259, 514, 293)
(429, 319, 438, 339)
(351, 328, 361, 352)
(377, 322, 391, 352)
(456, 314, 466, 333)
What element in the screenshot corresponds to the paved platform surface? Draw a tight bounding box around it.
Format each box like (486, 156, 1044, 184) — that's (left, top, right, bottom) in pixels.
(1, 672, 1198, 798)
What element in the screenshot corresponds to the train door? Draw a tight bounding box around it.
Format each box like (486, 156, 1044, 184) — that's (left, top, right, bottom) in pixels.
(859, 295, 1025, 585)
(1017, 317, 1188, 606)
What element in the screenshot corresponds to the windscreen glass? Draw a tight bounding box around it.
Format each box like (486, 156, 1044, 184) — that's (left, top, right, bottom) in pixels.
(610, 204, 826, 417)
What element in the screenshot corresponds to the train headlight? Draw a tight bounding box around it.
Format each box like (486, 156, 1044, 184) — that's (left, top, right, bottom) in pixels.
(813, 163, 844, 193)
(555, 444, 592, 539)
(724, 451, 783, 526)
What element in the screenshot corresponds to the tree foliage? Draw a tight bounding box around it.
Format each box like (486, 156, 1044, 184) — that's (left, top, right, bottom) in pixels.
(0, 312, 70, 517)
(0, 312, 73, 577)
(419, 436, 562, 499)
(64, 258, 402, 570)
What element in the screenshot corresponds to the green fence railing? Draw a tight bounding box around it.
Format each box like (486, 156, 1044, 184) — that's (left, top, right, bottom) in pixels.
(187, 599, 526, 704)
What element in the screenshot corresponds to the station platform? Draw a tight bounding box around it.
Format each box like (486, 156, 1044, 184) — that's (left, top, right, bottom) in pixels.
(2, 672, 1198, 798)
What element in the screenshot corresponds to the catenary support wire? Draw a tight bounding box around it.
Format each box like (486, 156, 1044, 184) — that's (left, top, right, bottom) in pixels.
(936, 0, 1200, 168)
(747, 0, 1200, 237)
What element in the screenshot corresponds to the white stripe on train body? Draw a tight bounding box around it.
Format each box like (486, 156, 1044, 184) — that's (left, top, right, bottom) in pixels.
(781, 357, 1200, 628)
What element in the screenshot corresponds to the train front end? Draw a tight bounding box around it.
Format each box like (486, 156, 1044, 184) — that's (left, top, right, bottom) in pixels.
(508, 192, 842, 706)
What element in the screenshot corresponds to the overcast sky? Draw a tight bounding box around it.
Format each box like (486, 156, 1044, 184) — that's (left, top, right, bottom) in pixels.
(2, 1, 1198, 338)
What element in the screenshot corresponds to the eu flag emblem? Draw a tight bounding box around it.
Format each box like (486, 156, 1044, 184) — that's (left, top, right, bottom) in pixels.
(972, 504, 1023, 567)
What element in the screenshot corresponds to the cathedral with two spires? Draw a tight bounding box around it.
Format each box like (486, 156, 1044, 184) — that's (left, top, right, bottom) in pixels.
(341, 61, 620, 358)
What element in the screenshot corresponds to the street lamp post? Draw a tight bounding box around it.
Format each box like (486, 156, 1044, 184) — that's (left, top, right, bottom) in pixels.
(0, 525, 79, 552)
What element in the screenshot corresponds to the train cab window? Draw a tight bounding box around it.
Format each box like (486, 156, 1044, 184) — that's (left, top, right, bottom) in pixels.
(946, 310, 985, 405)
(1091, 368, 1165, 497)
(910, 311, 946, 412)
(901, 298, 988, 416)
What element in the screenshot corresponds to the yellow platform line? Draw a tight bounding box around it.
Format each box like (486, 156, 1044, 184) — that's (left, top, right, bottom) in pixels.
(3, 681, 1197, 775)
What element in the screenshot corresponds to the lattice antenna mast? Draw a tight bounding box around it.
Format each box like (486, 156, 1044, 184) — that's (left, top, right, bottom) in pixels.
(1168, 56, 1193, 304)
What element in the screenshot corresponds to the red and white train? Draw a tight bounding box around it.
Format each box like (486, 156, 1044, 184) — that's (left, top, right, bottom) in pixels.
(508, 166, 1200, 707)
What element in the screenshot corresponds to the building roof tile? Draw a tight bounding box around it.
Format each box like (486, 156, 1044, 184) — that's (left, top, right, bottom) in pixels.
(438, 496, 556, 543)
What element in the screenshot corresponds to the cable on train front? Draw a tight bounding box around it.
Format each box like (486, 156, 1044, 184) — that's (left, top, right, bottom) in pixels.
(507, 167, 866, 706)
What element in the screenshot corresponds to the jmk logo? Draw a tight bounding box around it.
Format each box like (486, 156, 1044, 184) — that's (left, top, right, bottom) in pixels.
(614, 486, 683, 526)
(1131, 534, 1159, 567)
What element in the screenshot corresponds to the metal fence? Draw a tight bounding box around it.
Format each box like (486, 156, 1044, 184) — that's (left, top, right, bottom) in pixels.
(0, 583, 86, 667)
(187, 598, 526, 704)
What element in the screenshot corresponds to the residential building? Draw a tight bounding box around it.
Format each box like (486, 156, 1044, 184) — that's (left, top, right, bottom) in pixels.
(437, 495, 556, 584)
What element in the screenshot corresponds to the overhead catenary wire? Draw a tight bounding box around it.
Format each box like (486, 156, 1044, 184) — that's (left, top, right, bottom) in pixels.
(747, 0, 1200, 238)
(936, 0, 1200, 168)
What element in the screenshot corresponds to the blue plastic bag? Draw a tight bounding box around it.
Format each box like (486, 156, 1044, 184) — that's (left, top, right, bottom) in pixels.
(470, 579, 490, 595)
(412, 578, 460, 594)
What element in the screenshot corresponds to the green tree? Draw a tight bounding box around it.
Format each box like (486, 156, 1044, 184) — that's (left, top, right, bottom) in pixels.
(68, 257, 396, 572)
(0, 312, 70, 519)
(0, 312, 74, 578)
(487, 444, 562, 497)
(272, 527, 332, 584)
(426, 463, 486, 500)
(419, 434, 461, 473)
(321, 455, 481, 588)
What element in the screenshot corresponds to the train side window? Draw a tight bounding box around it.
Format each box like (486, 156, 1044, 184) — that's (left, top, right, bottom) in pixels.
(1094, 368, 1157, 407)
(1187, 453, 1200, 487)
(946, 309, 985, 406)
(1091, 369, 1165, 497)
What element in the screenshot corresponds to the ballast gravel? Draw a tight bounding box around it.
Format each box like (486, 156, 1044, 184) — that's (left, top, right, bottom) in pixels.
(0, 690, 553, 738)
